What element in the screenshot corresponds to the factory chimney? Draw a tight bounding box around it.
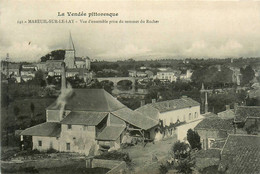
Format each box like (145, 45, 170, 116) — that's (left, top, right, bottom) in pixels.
(205, 92, 208, 113)
(61, 62, 67, 89)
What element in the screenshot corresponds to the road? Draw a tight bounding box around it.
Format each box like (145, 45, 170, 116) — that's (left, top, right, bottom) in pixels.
(119, 135, 177, 174)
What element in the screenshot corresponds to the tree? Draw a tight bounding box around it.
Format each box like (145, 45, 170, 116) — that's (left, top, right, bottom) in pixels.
(240, 65, 255, 85)
(33, 70, 46, 87)
(13, 106, 20, 118)
(187, 129, 201, 150)
(175, 160, 193, 174)
(171, 141, 189, 159)
(40, 49, 65, 62)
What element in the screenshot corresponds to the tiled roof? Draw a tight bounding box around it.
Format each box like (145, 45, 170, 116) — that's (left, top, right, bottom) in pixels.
(195, 149, 221, 158)
(218, 109, 235, 119)
(194, 118, 234, 131)
(112, 108, 158, 130)
(47, 89, 126, 112)
(235, 106, 260, 122)
(219, 134, 260, 174)
(135, 105, 159, 121)
(61, 111, 108, 125)
(96, 126, 125, 141)
(141, 97, 200, 113)
(21, 122, 61, 137)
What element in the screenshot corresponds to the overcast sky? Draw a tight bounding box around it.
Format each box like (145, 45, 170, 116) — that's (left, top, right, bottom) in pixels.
(1, 0, 260, 62)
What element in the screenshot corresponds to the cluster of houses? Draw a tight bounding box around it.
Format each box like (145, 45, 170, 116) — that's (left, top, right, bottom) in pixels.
(194, 101, 260, 173)
(1, 35, 93, 83)
(19, 61, 260, 172)
(20, 63, 204, 154)
(129, 67, 193, 82)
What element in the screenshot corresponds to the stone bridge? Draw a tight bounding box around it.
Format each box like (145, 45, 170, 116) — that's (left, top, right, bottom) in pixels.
(96, 77, 136, 87)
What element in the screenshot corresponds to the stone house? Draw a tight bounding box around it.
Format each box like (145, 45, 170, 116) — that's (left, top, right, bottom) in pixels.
(218, 134, 260, 173)
(21, 88, 157, 155)
(1, 62, 21, 77)
(135, 96, 203, 141)
(194, 117, 234, 150)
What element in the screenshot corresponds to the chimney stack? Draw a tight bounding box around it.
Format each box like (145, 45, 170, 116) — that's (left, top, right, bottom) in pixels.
(61, 62, 67, 90)
(225, 105, 230, 110)
(152, 99, 156, 103)
(141, 100, 145, 107)
(205, 92, 208, 113)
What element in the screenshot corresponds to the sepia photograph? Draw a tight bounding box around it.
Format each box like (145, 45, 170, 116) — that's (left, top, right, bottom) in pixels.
(0, 0, 260, 173)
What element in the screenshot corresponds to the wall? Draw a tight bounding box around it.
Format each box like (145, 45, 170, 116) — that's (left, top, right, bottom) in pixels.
(59, 124, 98, 155)
(32, 136, 59, 151)
(107, 161, 126, 174)
(91, 159, 125, 171)
(159, 106, 201, 126)
(176, 118, 203, 142)
(2, 158, 85, 171)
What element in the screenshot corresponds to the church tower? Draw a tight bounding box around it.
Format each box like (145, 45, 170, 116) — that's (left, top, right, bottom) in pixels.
(64, 32, 75, 68)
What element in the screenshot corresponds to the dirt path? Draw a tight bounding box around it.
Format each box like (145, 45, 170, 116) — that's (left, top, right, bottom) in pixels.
(119, 136, 177, 173)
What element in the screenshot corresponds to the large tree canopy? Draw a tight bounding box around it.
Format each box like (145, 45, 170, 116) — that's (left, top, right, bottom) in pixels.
(191, 65, 233, 87)
(40, 50, 65, 62)
(240, 65, 255, 85)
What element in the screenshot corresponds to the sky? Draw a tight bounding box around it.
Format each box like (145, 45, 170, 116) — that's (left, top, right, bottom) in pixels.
(1, 0, 260, 62)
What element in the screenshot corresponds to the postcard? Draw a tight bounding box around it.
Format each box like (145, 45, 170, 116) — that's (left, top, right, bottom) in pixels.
(1, 1, 260, 174)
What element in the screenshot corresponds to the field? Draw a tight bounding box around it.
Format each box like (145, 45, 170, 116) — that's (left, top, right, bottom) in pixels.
(1, 97, 56, 147)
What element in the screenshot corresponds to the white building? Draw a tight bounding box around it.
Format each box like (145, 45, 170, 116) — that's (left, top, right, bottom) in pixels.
(156, 70, 177, 82)
(136, 96, 203, 141)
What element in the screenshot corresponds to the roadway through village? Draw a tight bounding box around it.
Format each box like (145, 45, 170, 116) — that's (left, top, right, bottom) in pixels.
(119, 135, 177, 174)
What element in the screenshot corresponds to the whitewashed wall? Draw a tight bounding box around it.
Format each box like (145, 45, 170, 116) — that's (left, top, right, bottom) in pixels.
(159, 106, 200, 126)
(32, 136, 59, 151)
(59, 124, 98, 155)
(176, 118, 203, 142)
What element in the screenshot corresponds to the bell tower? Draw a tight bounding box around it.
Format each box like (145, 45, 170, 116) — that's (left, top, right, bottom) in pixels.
(64, 32, 75, 68)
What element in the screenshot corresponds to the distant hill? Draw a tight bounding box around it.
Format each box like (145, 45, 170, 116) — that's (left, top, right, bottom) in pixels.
(40, 50, 65, 62)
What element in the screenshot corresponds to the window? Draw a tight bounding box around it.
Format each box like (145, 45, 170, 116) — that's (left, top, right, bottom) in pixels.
(67, 124, 72, 130)
(38, 140, 42, 147)
(66, 143, 70, 151)
(189, 113, 192, 120)
(194, 112, 198, 118)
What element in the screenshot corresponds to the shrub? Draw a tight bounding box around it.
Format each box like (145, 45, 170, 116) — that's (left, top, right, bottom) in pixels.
(16, 149, 41, 156)
(176, 160, 192, 174)
(94, 150, 131, 163)
(172, 141, 189, 159)
(47, 148, 58, 153)
(159, 163, 168, 174)
(187, 129, 201, 150)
